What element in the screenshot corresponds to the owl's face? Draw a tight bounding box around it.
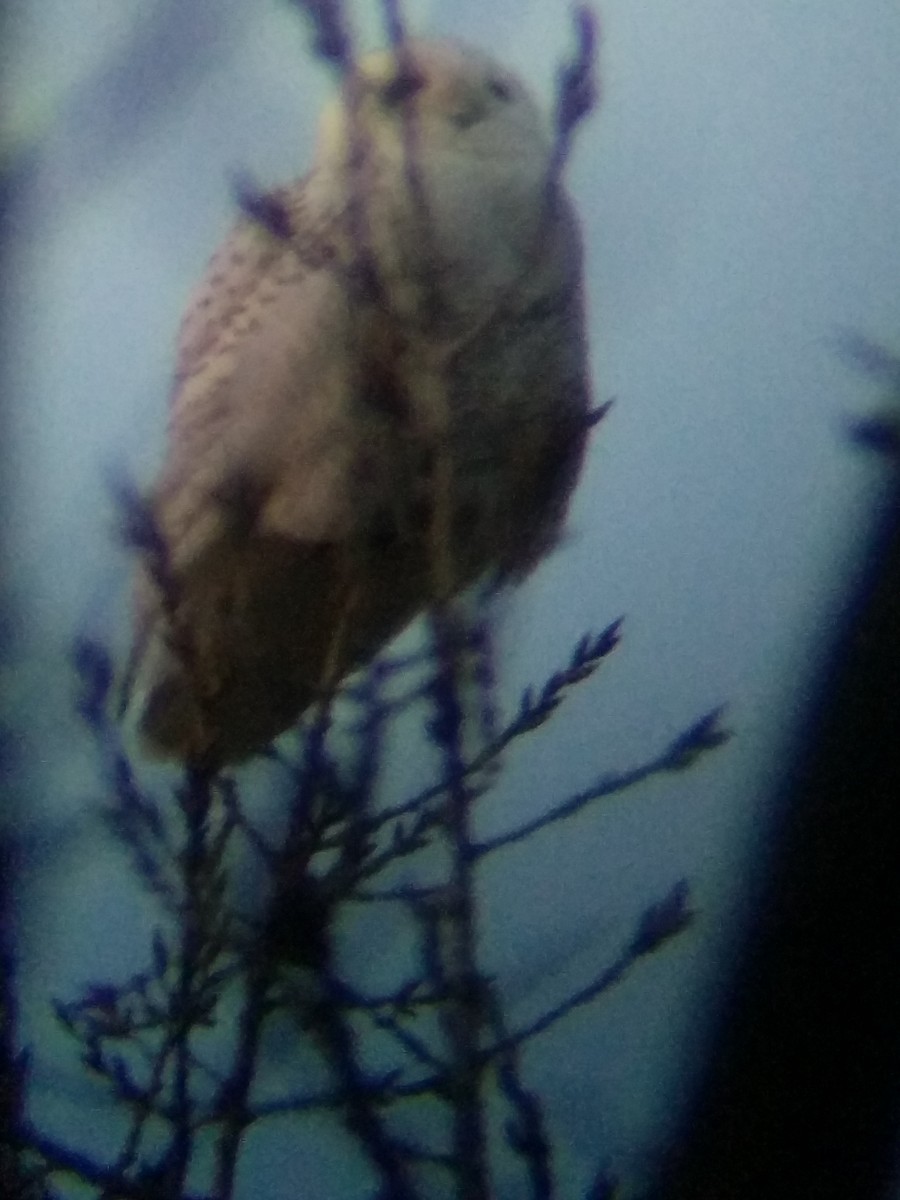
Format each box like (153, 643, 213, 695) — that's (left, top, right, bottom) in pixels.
(317, 40, 551, 173)
(313, 40, 557, 321)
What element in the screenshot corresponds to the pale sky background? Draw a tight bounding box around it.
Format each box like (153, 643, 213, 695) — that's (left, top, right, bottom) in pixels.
(3, 1, 900, 1196)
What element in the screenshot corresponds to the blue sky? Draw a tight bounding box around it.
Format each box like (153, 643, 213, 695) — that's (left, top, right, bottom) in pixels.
(3, 1, 900, 1195)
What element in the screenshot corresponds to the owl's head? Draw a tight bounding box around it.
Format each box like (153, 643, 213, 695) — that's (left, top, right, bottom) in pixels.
(312, 40, 569, 330)
(317, 40, 551, 174)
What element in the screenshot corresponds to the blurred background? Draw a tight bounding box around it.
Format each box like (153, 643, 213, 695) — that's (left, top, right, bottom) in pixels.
(2, 1, 900, 1195)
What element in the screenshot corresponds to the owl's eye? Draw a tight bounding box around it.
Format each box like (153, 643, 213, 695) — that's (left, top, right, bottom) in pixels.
(487, 76, 514, 102)
(381, 68, 426, 106)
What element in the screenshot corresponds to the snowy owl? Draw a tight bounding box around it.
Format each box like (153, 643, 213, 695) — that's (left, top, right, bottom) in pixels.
(123, 39, 594, 767)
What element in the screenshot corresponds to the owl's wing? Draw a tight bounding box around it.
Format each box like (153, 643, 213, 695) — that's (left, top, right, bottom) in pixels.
(151, 179, 364, 575)
(122, 180, 372, 732)
(171, 182, 335, 393)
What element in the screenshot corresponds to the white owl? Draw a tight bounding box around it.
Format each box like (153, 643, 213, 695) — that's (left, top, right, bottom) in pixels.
(123, 39, 593, 767)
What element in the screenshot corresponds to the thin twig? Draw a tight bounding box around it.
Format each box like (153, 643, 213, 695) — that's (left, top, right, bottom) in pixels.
(474, 709, 730, 858)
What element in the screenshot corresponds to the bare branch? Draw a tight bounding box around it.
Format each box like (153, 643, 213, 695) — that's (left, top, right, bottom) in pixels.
(474, 709, 730, 858)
